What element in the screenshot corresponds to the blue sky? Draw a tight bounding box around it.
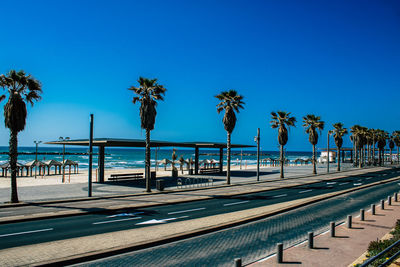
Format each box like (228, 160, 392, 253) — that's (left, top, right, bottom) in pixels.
(0, 0, 399, 151)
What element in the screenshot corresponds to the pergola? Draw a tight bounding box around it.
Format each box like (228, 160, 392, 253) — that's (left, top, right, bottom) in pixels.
(45, 138, 254, 183)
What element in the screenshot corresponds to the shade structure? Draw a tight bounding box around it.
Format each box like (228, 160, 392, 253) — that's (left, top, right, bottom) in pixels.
(45, 138, 254, 183)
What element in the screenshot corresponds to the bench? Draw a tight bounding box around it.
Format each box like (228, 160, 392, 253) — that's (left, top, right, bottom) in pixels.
(108, 172, 144, 181)
(199, 168, 220, 174)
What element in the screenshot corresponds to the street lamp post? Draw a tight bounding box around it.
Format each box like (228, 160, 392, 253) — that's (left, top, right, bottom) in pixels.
(254, 128, 260, 181)
(327, 130, 333, 173)
(34, 141, 42, 178)
(59, 136, 70, 183)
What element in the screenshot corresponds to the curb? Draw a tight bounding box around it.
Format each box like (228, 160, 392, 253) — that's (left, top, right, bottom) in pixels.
(36, 174, 400, 266)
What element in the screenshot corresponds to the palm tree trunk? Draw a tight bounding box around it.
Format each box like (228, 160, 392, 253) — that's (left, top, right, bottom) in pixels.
(145, 129, 151, 193)
(390, 148, 393, 164)
(227, 132, 231, 185)
(9, 130, 19, 203)
(397, 146, 399, 165)
(312, 144, 317, 174)
(359, 146, 362, 168)
(280, 145, 284, 178)
(337, 147, 341, 171)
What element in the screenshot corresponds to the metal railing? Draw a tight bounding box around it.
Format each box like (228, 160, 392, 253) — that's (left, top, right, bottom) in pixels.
(177, 177, 213, 189)
(360, 238, 400, 267)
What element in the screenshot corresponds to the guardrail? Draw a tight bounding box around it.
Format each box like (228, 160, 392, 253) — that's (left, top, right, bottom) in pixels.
(177, 177, 213, 189)
(360, 238, 400, 267)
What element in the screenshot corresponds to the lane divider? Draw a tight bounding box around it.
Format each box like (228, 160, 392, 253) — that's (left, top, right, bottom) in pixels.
(93, 217, 142, 225)
(0, 228, 53, 238)
(223, 201, 250, 207)
(168, 208, 206, 215)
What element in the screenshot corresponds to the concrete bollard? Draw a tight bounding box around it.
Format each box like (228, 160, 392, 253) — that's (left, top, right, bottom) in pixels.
(381, 199, 385, 210)
(360, 209, 365, 221)
(347, 215, 352, 228)
(371, 204, 376, 215)
(395, 192, 398, 202)
(388, 196, 392, 206)
(277, 243, 283, 263)
(234, 258, 242, 267)
(330, 222, 335, 237)
(308, 232, 314, 249)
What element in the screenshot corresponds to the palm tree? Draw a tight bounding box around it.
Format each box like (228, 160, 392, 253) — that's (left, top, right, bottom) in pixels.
(389, 135, 395, 164)
(392, 131, 400, 165)
(0, 70, 42, 203)
(332, 123, 348, 171)
(270, 111, 296, 178)
(215, 90, 245, 184)
(376, 130, 388, 166)
(350, 125, 367, 168)
(302, 114, 325, 174)
(370, 129, 379, 165)
(129, 77, 166, 192)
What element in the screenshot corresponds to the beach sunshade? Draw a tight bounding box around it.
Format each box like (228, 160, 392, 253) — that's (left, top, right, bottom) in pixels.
(43, 159, 62, 166)
(25, 160, 46, 167)
(159, 159, 172, 164)
(62, 159, 78, 165)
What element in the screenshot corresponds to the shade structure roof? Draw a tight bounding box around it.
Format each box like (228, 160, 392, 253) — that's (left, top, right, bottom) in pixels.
(45, 138, 255, 149)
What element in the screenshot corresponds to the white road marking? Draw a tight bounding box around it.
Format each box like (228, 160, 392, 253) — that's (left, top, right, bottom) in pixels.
(354, 183, 362, 186)
(136, 216, 188, 225)
(326, 182, 337, 185)
(107, 212, 144, 218)
(93, 217, 142, 225)
(0, 228, 53, 238)
(273, 194, 288, 198)
(366, 177, 372, 180)
(339, 182, 349, 185)
(168, 207, 206, 215)
(223, 200, 250, 206)
(299, 189, 313, 194)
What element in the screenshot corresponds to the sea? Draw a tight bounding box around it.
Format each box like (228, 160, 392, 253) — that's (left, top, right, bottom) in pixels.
(0, 146, 314, 170)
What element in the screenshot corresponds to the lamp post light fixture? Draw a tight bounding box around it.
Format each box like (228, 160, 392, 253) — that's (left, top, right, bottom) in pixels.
(59, 136, 70, 183)
(34, 140, 42, 178)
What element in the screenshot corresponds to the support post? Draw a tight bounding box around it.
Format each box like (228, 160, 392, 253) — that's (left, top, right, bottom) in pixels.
(256, 128, 260, 181)
(234, 258, 242, 267)
(195, 146, 199, 175)
(395, 192, 398, 202)
(308, 232, 314, 249)
(219, 147, 223, 173)
(88, 114, 93, 197)
(277, 243, 283, 263)
(327, 131, 330, 173)
(347, 215, 352, 228)
(360, 209, 365, 221)
(98, 145, 105, 183)
(381, 199, 385, 210)
(371, 204, 376, 215)
(330, 222, 335, 237)
(388, 196, 392, 206)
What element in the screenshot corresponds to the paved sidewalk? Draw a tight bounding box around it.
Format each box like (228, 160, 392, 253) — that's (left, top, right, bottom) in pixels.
(249, 197, 400, 267)
(0, 166, 390, 224)
(0, 164, 354, 203)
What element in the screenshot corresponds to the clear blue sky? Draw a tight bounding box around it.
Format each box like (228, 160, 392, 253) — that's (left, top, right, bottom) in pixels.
(0, 0, 399, 151)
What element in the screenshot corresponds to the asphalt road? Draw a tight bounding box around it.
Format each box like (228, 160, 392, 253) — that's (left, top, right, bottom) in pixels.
(0, 168, 399, 251)
(75, 172, 400, 267)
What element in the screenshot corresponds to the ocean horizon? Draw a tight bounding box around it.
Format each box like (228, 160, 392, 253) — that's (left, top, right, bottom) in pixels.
(0, 146, 315, 170)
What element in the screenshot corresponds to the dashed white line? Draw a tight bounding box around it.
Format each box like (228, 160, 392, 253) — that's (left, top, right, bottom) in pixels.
(366, 177, 372, 180)
(339, 182, 349, 185)
(223, 200, 250, 206)
(0, 228, 53, 238)
(273, 194, 288, 198)
(168, 207, 206, 215)
(93, 217, 142, 225)
(354, 183, 362, 186)
(299, 189, 313, 194)
(0, 211, 13, 214)
(326, 182, 337, 185)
